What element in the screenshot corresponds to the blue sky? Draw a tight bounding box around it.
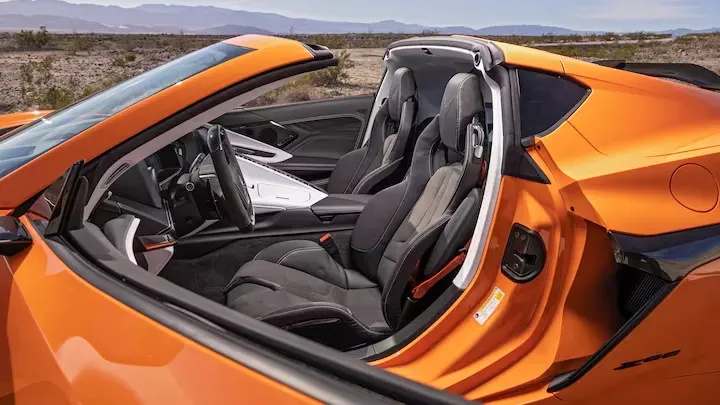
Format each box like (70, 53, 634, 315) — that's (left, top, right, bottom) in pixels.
(63, 0, 720, 31)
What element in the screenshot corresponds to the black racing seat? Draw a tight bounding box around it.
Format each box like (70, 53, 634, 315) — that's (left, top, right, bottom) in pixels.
(326, 67, 417, 194)
(225, 73, 485, 349)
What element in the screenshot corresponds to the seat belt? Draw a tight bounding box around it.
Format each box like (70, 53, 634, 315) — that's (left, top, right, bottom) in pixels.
(411, 239, 471, 300)
(398, 239, 472, 328)
(319, 233, 347, 267)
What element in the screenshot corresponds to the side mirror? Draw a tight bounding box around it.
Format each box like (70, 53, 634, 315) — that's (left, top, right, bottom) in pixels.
(0, 216, 32, 257)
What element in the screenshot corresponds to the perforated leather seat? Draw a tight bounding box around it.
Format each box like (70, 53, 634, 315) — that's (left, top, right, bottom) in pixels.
(326, 67, 417, 194)
(225, 73, 485, 349)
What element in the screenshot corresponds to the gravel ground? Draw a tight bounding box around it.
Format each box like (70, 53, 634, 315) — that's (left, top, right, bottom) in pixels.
(1, 35, 718, 114)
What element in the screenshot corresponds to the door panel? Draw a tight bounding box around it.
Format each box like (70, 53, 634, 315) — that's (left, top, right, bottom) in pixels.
(213, 95, 374, 185)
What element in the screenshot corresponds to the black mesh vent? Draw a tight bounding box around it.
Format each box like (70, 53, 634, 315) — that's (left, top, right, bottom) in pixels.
(617, 266, 668, 319)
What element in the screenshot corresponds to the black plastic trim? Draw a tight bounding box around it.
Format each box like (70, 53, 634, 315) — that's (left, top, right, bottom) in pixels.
(0, 125, 20, 137)
(594, 60, 720, 91)
(547, 281, 677, 392)
(300, 42, 334, 61)
(501, 223, 547, 283)
(611, 223, 720, 282)
(493, 65, 550, 184)
(44, 161, 84, 238)
(48, 224, 473, 404)
(513, 67, 591, 145)
(9, 188, 45, 218)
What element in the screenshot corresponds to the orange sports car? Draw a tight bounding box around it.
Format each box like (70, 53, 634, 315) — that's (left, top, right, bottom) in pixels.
(1, 34, 720, 404)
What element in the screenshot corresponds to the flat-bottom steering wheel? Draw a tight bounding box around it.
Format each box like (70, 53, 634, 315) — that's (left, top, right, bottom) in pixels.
(206, 125, 255, 231)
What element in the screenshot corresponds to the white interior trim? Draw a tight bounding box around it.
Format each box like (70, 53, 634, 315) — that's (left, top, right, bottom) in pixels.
(84, 74, 308, 220)
(143, 246, 174, 276)
(453, 58, 506, 289)
(226, 128, 292, 164)
(125, 217, 141, 265)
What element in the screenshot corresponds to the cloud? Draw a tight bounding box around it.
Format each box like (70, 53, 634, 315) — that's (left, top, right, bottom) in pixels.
(580, 0, 699, 20)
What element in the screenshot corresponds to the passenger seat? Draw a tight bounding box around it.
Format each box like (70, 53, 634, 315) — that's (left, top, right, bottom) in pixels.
(326, 67, 417, 194)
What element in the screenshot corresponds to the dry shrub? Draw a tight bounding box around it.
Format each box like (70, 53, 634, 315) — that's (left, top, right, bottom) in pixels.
(18, 55, 132, 110)
(306, 49, 355, 86)
(15, 26, 51, 50)
(20, 56, 76, 109)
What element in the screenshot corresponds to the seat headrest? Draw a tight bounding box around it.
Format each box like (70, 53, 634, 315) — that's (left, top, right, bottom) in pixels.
(388, 67, 416, 121)
(439, 73, 483, 152)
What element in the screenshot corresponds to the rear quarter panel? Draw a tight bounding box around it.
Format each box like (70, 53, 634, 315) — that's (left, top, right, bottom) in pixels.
(535, 58, 720, 236)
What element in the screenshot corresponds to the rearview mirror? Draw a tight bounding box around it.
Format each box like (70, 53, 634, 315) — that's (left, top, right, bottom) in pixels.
(0, 216, 32, 257)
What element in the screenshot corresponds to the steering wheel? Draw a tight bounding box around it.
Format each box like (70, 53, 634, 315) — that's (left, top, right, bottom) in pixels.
(206, 125, 255, 231)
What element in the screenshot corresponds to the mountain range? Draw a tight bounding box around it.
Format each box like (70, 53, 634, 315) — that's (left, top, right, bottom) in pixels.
(0, 0, 717, 36)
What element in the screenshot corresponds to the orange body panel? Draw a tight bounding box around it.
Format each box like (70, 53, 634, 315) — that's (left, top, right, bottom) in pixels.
(1, 217, 318, 404)
(371, 38, 720, 403)
(490, 42, 720, 236)
(0, 35, 313, 210)
(373, 152, 622, 402)
(0, 111, 51, 133)
(556, 257, 720, 404)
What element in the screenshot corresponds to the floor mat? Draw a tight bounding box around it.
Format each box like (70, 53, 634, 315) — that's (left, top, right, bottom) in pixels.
(159, 254, 235, 303)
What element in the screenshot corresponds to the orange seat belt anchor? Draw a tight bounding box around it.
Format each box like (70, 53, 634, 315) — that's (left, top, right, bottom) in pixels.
(411, 240, 471, 300)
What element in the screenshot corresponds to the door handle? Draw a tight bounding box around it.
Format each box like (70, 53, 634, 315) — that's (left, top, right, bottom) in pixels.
(501, 224, 546, 283)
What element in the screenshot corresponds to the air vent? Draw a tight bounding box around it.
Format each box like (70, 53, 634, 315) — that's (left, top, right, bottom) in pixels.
(104, 163, 131, 187)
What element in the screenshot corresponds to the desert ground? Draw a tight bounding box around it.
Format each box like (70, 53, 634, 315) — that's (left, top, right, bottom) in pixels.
(0, 32, 718, 114)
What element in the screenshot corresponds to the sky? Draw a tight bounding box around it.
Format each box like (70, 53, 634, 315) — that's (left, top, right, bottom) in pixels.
(35, 0, 720, 31)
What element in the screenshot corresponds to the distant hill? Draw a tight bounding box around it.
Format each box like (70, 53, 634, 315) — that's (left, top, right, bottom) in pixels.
(195, 25, 274, 36)
(0, 14, 178, 33)
(0, 0, 599, 35)
(473, 25, 585, 36)
(662, 27, 720, 36)
(0, 0, 716, 36)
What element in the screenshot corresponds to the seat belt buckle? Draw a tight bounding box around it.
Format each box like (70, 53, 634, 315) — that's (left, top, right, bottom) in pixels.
(319, 233, 345, 267)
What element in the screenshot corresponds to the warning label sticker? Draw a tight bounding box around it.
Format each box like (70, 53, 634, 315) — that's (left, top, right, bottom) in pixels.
(474, 286, 505, 326)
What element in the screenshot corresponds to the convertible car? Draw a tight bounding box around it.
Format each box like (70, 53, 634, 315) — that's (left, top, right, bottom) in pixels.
(2, 34, 720, 404)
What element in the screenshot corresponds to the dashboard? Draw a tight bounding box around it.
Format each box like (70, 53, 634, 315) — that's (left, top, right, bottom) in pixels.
(91, 125, 328, 239)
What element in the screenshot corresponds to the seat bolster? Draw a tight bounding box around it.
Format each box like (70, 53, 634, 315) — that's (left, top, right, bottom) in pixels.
(253, 240, 348, 288)
(326, 147, 370, 194)
(260, 302, 390, 349)
(352, 158, 402, 194)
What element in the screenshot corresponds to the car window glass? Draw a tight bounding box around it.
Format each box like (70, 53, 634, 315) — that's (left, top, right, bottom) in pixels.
(0, 43, 252, 178)
(518, 68, 588, 138)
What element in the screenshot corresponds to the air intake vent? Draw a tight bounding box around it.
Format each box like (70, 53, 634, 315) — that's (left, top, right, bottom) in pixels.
(104, 163, 130, 187)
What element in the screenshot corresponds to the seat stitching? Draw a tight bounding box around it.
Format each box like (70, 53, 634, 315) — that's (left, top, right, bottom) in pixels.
(277, 247, 326, 266)
(352, 158, 401, 193)
(456, 75, 473, 150)
(261, 306, 387, 336)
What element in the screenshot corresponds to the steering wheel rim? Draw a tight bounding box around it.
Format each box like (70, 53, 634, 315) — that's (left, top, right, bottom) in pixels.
(206, 125, 255, 231)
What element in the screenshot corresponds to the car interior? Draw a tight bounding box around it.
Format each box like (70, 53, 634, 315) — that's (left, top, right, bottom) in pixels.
(49, 43, 496, 354)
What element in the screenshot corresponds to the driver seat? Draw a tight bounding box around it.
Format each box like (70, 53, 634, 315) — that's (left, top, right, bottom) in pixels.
(225, 73, 485, 349)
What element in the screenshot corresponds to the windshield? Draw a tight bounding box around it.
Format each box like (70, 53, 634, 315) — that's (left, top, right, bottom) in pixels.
(0, 42, 252, 178)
